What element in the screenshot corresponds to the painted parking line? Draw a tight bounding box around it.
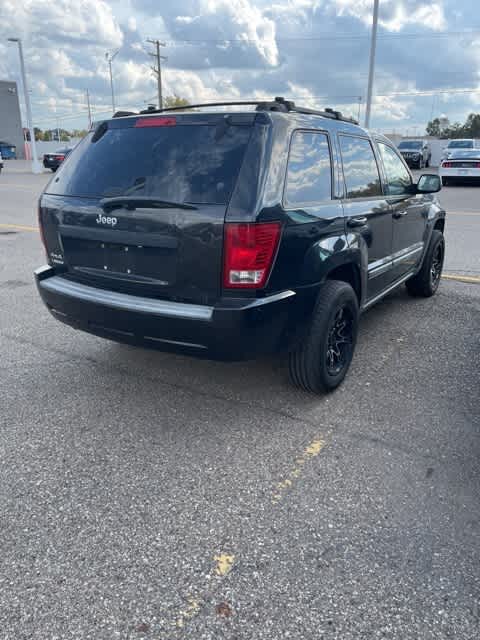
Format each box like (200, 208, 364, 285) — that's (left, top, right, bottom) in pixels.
(0, 222, 38, 232)
(272, 438, 326, 504)
(0, 184, 46, 191)
(442, 273, 480, 284)
(448, 211, 480, 217)
(170, 436, 328, 634)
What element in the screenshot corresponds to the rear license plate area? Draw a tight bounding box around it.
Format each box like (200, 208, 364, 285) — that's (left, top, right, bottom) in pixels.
(61, 237, 176, 283)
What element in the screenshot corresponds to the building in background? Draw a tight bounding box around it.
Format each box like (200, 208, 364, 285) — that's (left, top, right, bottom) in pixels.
(0, 80, 24, 159)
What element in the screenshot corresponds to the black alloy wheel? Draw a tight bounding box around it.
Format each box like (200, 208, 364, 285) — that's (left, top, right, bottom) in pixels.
(326, 306, 354, 377)
(430, 241, 444, 292)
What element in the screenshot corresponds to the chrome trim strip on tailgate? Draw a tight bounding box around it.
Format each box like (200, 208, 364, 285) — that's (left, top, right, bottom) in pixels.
(40, 276, 214, 321)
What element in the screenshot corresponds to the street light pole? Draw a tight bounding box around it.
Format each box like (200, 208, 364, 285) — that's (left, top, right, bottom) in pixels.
(7, 37, 42, 173)
(86, 89, 92, 129)
(106, 50, 119, 114)
(364, 0, 380, 129)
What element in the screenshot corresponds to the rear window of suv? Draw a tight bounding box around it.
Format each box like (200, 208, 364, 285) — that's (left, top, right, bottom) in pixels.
(45, 117, 252, 205)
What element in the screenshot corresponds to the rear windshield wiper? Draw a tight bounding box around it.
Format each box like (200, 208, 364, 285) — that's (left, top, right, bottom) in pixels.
(100, 196, 198, 211)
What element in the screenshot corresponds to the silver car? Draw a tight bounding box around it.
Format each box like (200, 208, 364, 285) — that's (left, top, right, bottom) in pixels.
(397, 140, 431, 169)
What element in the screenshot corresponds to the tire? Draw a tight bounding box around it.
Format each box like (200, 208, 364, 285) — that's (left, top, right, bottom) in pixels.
(51, 168, 56, 172)
(288, 280, 359, 393)
(406, 230, 445, 298)
(426, 157, 430, 168)
(441, 177, 448, 186)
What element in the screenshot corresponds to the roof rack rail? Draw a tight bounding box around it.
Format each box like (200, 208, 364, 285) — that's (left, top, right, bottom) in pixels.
(138, 101, 261, 114)
(268, 97, 359, 124)
(113, 110, 137, 118)
(136, 97, 359, 125)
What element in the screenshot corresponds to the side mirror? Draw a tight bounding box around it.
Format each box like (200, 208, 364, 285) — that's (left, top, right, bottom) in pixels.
(417, 174, 441, 193)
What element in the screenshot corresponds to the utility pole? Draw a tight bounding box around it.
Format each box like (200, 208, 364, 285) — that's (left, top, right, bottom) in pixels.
(106, 50, 119, 114)
(7, 37, 42, 173)
(357, 96, 362, 123)
(86, 89, 92, 128)
(364, 0, 380, 129)
(147, 39, 167, 109)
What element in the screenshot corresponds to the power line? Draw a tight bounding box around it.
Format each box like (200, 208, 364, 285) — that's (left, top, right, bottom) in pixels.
(146, 29, 480, 45)
(31, 86, 480, 127)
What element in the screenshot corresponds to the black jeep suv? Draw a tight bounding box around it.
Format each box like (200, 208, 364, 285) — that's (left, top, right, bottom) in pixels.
(35, 97, 446, 393)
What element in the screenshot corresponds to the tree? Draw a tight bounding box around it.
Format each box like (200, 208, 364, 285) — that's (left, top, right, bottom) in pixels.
(71, 129, 88, 139)
(426, 112, 480, 138)
(163, 95, 190, 109)
(464, 113, 480, 138)
(34, 127, 44, 141)
(426, 118, 441, 137)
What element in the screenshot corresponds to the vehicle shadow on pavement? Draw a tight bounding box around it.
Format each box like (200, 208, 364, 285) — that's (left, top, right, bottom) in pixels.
(99, 282, 479, 428)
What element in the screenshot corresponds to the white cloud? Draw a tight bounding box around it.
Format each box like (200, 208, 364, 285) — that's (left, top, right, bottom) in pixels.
(333, 0, 446, 32)
(0, 0, 477, 133)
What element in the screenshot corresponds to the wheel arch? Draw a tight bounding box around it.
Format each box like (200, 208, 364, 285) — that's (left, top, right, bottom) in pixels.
(325, 261, 362, 306)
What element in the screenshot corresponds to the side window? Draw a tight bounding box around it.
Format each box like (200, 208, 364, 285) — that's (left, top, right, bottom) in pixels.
(339, 135, 382, 199)
(378, 143, 412, 196)
(285, 131, 332, 205)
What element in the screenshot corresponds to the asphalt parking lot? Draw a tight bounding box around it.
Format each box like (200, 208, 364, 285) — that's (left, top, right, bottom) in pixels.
(1, 161, 479, 639)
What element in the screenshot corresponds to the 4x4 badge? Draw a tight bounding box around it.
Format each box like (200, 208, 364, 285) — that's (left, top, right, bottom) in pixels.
(96, 213, 117, 226)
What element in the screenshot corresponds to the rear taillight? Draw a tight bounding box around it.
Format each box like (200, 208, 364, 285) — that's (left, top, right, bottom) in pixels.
(223, 222, 281, 289)
(54, 155, 65, 161)
(38, 203, 47, 255)
(476, 162, 480, 168)
(442, 161, 452, 168)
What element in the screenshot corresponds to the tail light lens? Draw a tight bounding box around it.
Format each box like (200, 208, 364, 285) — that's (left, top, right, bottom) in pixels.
(476, 162, 480, 168)
(38, 202, 47, 255)
(54, 155, 65, 161)
(442, 161, 452, 168)
(223, 222, 281, 289)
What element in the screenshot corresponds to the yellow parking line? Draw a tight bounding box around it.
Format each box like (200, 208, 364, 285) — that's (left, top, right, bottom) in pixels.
(272, 438, 326, 504)
(0, 222, 38, 232)
(0, 184, 44, 191)
(442, 273, 480, 284)
(214, 553, 235, 576)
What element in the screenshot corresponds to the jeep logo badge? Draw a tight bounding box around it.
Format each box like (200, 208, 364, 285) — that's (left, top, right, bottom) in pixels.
(96, 213, 118, 226)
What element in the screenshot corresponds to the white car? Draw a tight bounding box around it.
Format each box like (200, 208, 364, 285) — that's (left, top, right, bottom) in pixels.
(439, 149, 480, 186)
(441, 139, 478, 162)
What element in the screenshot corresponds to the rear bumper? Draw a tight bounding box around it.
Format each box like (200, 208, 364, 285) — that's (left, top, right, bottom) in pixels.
(43, 159, 60, 169)
(35, 265, 298, 360)
(439, 167, 480, 179)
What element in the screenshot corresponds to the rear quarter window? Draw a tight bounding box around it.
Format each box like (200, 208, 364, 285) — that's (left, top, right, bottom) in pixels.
(284, 131, 332, 206)
(339, 135, 382, 199)
(45, 119, 252, 205)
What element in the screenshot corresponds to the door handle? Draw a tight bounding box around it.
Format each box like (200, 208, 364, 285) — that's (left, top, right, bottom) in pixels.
(392, 210, 408, 219)
(347, 217, 368, 228)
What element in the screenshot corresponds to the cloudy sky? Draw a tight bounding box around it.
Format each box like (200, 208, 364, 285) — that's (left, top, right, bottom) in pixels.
(0, 0, 479, 134)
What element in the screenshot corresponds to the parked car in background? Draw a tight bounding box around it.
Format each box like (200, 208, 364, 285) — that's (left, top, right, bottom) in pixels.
(0, 151, 3, 173)
(0, 141, 16, 159)
(397, 140, 431, 169)
(35, 97, 446, 394)
(441, 139, 478, 162)
(439, 148, 480, 185)
(43, 148, 73, 172)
